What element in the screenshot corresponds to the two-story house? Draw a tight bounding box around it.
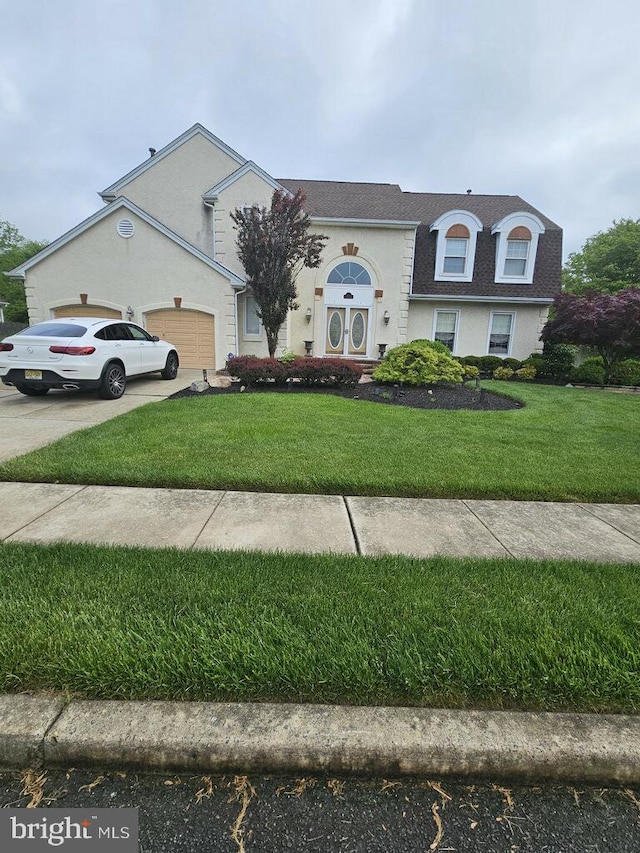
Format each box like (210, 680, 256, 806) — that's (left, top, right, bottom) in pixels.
(9, 124, 562, 369)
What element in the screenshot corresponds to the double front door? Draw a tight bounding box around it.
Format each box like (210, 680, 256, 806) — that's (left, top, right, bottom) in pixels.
(325, 307, 369, 357)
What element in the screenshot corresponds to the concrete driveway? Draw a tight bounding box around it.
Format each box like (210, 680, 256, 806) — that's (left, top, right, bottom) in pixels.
(0, 369, 203, 462)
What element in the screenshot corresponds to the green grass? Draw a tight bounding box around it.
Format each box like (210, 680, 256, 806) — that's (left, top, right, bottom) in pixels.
(1, 383, 639, 502)
(1, 542, 639, 712)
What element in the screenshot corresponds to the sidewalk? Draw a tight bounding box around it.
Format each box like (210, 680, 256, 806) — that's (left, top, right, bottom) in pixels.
(1, 481, 639, 562)
(2, 481, 640, 782)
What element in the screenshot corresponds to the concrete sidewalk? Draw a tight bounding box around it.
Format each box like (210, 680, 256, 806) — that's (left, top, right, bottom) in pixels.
(1, 481, 639, 562)
(3, 693, 640, 783)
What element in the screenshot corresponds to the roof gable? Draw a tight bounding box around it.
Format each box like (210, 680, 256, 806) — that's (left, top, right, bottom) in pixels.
(203, 161, 285, 200)
(100, 124, 247, 201)
(8, 197, 245, 285)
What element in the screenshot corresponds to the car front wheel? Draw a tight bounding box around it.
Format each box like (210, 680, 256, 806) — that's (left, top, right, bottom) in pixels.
(98, 363, 126, 399)
(161, 351, 179, 380)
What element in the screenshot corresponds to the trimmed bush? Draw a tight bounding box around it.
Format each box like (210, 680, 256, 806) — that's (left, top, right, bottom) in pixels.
(493, 366, 514, 380)
(463, 365, 480, 381)
(609, 359, 640, 386)
(373, 340, 464, 386)
(537, 343, 576, 381)
(570, 357, 605, 386)
(226, 356, 362, 387)
(479, 356, 504, 375)
(515, 365, 537, 381)
(462, 355, 481, 367)
(293, 357, 362, 386)
(523, 353, 545, 370)
(503, 358, 522, 370)
(411, 339, 453, 356)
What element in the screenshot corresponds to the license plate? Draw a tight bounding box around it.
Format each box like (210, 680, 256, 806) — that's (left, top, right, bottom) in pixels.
(25, 370, 42, 380)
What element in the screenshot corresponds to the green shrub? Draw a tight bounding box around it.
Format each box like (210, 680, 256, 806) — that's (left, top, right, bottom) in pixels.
(493, 366, 514, 380)
(463, 365, 480, 380)
(410, 339, 453, 355)
(503, 358, 522, 370)
(515, 365, 537, 381)
(462, 355, 481, 367)
(609, 359, 640, 386)
(570, 357, 605, 386)
(537, 343, 576, 381)
(523, 353, 545, 370)
(278, 349, 296, 364)
(373, 340, 464, 386)
(479, 356, 504, 374)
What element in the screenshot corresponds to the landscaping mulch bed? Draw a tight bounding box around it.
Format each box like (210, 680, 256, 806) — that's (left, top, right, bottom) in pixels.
(169, 381, 523, 411)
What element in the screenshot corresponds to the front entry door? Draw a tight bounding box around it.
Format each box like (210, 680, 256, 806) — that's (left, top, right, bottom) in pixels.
(325, 307, 369, 357)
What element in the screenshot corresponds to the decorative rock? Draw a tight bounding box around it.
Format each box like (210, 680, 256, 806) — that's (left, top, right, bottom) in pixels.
(189, 381, 210, 393)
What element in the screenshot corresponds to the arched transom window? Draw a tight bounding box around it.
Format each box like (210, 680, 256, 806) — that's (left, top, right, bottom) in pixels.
(327, 261, 371, 286)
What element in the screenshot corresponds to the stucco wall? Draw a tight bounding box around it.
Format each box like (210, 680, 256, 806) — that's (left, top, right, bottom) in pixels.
(115, 134, 241, 256)
(24, 209, 237, 368)
(290, 222, 416, 359)
(214, 172, 279, 278)
(406, 300, 549, 360)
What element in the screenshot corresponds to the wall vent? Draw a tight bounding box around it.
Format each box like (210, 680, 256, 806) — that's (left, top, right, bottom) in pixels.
(116, 218, 135, 238)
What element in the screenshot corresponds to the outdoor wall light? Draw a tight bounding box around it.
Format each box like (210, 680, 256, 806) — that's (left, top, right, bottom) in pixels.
(125, 305, 134, 320)
(305, 307, 312, 323)
(383, 310, 391, 325)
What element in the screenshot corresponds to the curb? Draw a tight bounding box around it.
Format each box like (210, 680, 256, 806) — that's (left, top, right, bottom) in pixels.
(2, 695, 640, 783)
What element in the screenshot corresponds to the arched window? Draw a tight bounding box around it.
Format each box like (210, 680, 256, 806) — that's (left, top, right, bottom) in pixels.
(327, 261, 371, 286)
(491, 213, 545, 284)
(430, 211, 483, 282)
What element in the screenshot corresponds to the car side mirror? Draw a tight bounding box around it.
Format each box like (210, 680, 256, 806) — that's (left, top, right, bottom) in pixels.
(151, 335, 160, 342)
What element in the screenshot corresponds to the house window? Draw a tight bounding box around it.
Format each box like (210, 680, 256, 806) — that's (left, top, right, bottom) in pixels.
(429, 212, 482, 283)
(492, 215, 544, 284)
(327, 262, 371, 286)
(244, 293, 261, 337)
(504, 238, 529, 277)
(488, 312, 514, 355)
(443, 239, 468, 275)
(434, 310, 458, 352)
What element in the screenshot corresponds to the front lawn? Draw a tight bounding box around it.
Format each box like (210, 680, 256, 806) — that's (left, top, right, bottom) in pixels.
(1, 542, 639, 712)
(1, 383, 638, 502)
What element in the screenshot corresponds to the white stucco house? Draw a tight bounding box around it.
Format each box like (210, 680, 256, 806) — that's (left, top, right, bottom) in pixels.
(9, 124, 562, 369)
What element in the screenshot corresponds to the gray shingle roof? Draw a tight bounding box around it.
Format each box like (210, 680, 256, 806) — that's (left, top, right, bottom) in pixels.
(278, 178, 562, 299)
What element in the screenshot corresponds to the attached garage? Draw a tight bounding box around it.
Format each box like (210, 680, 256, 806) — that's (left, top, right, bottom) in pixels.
(53, 305, 122, 319)
(145, 308, 215, 369)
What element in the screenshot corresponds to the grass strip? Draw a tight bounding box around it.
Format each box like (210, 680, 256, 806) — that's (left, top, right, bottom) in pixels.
(1, 542, 639, 712)
(1, 383, 639, 502)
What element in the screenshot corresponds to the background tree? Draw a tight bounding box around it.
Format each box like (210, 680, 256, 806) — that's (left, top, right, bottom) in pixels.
(540, 288, 640, 382)
(563, 219, 640, 294)
(231, 190, 327, 357)
(0, 217, 48, 322)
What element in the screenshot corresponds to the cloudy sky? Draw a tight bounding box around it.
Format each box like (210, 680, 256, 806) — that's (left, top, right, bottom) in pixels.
(1, 0, 638, 259)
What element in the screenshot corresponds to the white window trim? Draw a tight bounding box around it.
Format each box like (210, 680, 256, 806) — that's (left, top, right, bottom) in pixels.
(243, 293, 262, 340)
(433, 308, 460, 355)
(486, 311, 516, 357)
(430, 210, 483, 283)
(491, 212, 545, 285)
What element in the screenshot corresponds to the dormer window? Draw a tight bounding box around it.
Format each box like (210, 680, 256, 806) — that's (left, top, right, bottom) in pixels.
(430, 211, 482, 282)
(492, 213, 545, 284)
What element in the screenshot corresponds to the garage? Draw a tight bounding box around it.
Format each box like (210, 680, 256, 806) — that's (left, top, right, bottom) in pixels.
(53, 305, 122, 319)
(145, 308, 215, 369)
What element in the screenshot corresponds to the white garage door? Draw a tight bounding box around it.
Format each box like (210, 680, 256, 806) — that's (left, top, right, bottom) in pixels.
(145, 309, 216, 369)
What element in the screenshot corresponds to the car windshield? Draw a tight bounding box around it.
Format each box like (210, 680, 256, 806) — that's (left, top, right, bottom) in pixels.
(16, 323, 87, 338)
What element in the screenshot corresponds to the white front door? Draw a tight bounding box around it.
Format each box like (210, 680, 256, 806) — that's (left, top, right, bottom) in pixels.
(325, 306, 369, 357)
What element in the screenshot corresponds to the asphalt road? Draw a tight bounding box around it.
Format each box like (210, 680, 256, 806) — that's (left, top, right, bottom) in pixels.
(1, 768, 639, 852)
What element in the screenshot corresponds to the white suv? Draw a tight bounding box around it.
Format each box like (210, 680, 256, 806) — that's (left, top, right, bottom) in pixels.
(0, 318, 179, 399)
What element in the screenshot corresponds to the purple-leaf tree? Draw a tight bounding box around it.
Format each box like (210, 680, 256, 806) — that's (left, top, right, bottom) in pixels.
(232, 190, 327, 357)
(540, 288, 640, 382)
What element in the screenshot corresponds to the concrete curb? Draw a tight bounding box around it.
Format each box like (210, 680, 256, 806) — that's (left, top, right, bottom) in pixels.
(3, 695, 640, 783)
